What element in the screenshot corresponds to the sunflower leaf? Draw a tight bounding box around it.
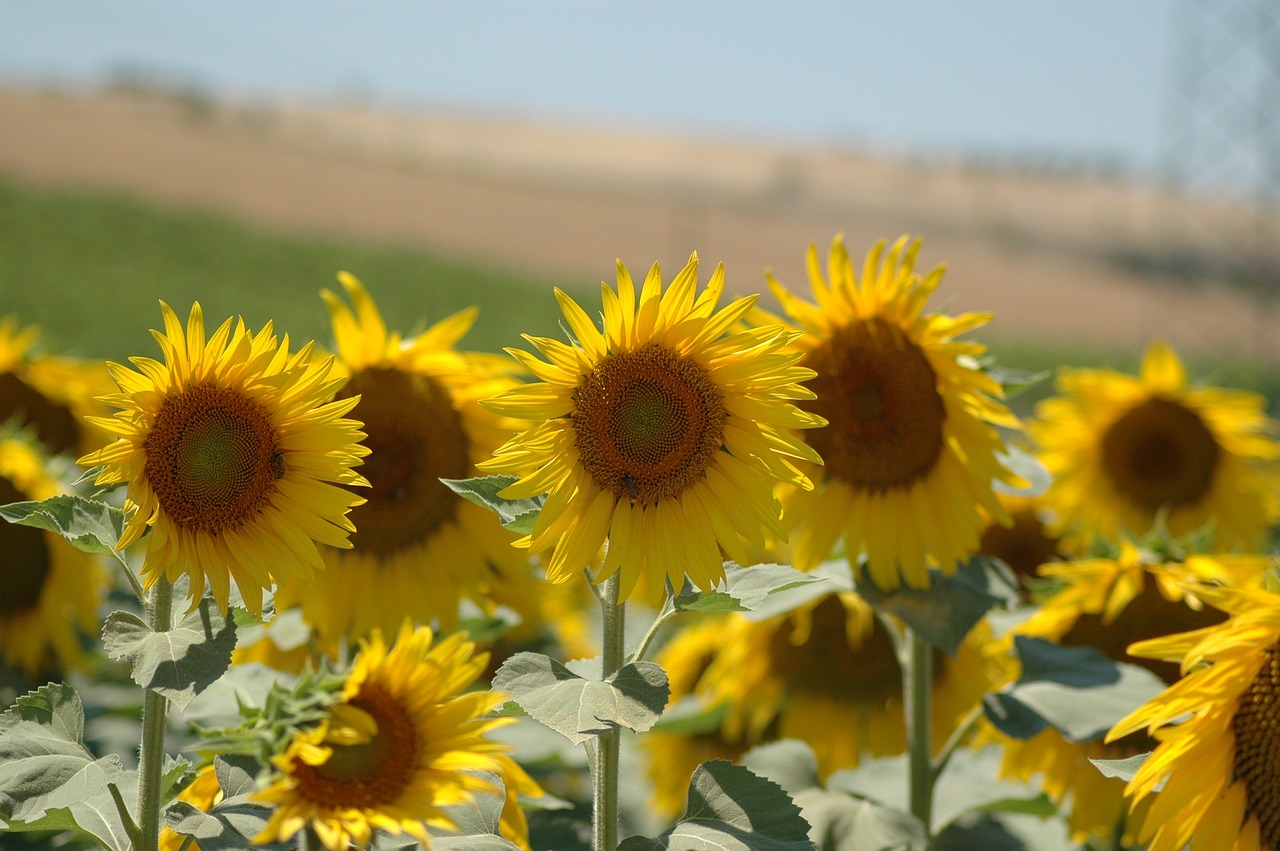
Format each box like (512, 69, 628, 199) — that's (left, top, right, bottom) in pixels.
(618, 760, 814, 851)
(993, 446, 1051, 498)
(102, 596, 237, 711)
(674, 563, 829, 615)
(791, 790, 926, 851)
(165, 795, 283, 851)
(983, 365, 1050, 398)
(441, 475, 545, 535)
(982, 636, 1165, 742)
(2, 772, 139, 851)
(0, 495, 129, 564)
(491, 652, 669, 745)
(857, 556, 1014, 656)
(0, 683, 128, 828)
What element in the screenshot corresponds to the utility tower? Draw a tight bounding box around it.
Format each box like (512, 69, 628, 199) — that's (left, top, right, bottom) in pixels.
(1159, 0, 1280, 360)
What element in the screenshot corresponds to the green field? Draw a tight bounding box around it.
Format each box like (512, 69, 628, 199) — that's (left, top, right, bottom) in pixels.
(2, 176, 1276, 417)
(0, 177, 589, 363)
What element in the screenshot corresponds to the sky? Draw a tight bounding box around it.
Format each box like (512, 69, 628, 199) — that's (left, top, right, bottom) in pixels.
(1, 1, 1179, 177)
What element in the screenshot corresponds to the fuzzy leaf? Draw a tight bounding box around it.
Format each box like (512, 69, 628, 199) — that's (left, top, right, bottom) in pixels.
(0, 683, 126, 825)
(993, 446, 1051, 498)
(0, 495, 128, 561)
(620, 760, 813, 851)
(431, 772, 506, 838)
(743, 560, 855, 622)
(441, 475, 545, 535)
(983, 636, 1165, 742)
(984, 365, 1050, 397)
(792, 790, 926, 851)
(492, 653, 669, 745)
(858, 556, 1014, 656)
(675, 563, 828, 614)
(214, 753, 260, 799)
(740, 739, 822, 797)
(102, 597, 237, 711)
(1090, 753, 1152, 784)
(166, 794, 281, 851)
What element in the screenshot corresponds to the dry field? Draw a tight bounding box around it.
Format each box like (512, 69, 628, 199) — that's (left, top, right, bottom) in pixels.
(1, 87, 1276, 363)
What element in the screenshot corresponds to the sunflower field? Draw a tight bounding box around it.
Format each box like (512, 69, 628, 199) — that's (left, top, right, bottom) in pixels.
(3, 214, 1280, 851)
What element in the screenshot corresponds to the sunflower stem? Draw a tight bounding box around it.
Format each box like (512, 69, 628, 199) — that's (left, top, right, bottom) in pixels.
(136, 575, 172, 851)
(630, 593, 675, 663)
(593, 571, 624, 851)
(903, 626, 934, 838)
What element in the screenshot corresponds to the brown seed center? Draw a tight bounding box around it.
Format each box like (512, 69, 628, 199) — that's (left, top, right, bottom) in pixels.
(1100, 397, 1220, 511)
(143, 384, 280, 535)
(293, 682, 418, 809)
(769, 595, 940, 703)
(802, 317, 945, 492)
(573, 344, 725, 507)
(0, 476, 51, 616)
(1233, 643, 1280, 849)
(1060, 575, 1226, 685)
(338, 368, 470, 556)
(0, 372, 80, 455)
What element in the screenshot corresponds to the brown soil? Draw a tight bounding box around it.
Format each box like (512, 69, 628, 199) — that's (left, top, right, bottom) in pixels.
(2, 88, 1276, 362)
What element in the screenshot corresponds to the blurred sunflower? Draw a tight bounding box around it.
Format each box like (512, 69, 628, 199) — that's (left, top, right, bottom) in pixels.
(978, 492, 1068, 599)
(160, 765, 221, 851)
(270, 273, 532, 645)
(750, 234, 1021, 590)
(481, 254, 825, 604)
(0, 434, 105, 674)
(701, 591, 995, 776)
(79, 302, 369, 615)
(983, 542, 1272, 842)
(642, 618, 751, 819)
(1107, 583, 1280, 851)
(254, 622, 539, 850)
(1030, 340, 1280, 550)
(0, 315, 114, 456)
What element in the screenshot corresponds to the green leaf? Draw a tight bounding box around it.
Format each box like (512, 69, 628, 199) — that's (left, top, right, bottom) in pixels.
(993, 446, 1051, 498)
(420, 771, 523, 849)
(214, 753, 261, 799)
(620, 760, 814, 851)
(0, 495, 129, 562)
(983, 636, 1165, 742)
(1090, 753, 1151, 784)
(740, 739, 822, 797)
(791, 790, 926, 851)
(650, 696, 729, 736)
(102, 596, 237, 711)
(0, 683, 126, 825)
(166, 795, 283, 851)
(441, 475, 545, 535)
(675, 563, 829, 615)
(857, 556, 1014, 656)
(983, 365, 1050, 398)
(491, 653, 669, 745)
(743, 560, 856, 623)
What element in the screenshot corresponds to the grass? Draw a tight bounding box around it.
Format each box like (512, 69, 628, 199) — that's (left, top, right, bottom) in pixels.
(0, 177, 590, 363)
(1, 176, 1276, 417)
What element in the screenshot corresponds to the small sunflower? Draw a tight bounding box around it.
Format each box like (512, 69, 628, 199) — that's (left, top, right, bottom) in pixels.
(481, 255, 825, 604)
(701, 591, 995, 776)
(1030, 340, 1280, 550)
(1107, 584, 1280, 851)
(0, 435, 106, 674)
(78, 302, 369, 615)
(0, 315, 114, 456)
(751, 234, 1021, 590)
(983, 543, 1272, 842)
(271, 273, 532, 644)
(642, 618, 751, 819)
(254, 622, 535, 850)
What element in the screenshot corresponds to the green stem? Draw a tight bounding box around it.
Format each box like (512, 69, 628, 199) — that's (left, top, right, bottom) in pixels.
(592, 572, 624, 851)
(903, 627, 933, 837)
(629, 593, 675, 663)
(136, 576, 173, 851)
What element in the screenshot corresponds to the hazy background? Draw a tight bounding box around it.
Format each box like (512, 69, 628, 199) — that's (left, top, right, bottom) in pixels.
(2, 0, 1278, 400)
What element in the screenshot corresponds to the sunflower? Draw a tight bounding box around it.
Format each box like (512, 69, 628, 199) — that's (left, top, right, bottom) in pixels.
(269, 273, 532, 644)
(750, 234, 1021, 590)
(160, 764, 221, 851)
(78, 302, 369, 615)
(978, 493, 1068, 599)
(1107, 583, 1280, 851)
(480, 255, 825, 604)
(982, 542, 1272, 842)
(0, 434, 106, 674)
(254, 622, 539, 850)
(700, 591, 996, 777)
(0, 315, 115, 456)
(1030, 340, 1280, 551)
(642, 618, 751, 819)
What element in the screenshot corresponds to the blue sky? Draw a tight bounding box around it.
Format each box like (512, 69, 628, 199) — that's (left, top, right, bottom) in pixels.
(1, 1, 1173, 173)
